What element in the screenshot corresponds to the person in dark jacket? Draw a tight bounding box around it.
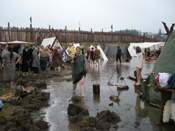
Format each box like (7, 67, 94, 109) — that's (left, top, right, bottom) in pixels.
(32, 48, 40, 75)
(156, 48, 161, 58)
(13, 45, 20, 71)
(116, 46, 122, 63)
(52, 48, 62, 73)
(66, 46, 86, 96)
(28, 44, 35, 75)
(21, 45, 30, 76)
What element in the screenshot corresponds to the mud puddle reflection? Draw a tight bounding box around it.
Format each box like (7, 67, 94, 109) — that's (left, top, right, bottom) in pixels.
(38, 58, 175, 131)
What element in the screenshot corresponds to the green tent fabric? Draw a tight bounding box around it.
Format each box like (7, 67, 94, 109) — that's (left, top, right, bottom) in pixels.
(139, 32, 175, 108)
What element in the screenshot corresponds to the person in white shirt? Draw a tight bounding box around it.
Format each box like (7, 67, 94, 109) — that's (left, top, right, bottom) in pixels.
(135, 46, 143, 85)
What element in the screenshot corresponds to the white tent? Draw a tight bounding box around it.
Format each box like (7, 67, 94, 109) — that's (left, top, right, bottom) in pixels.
(128, 43, 142, 57)
(90, 45, 108, 61)
(41, 37, 62, 50)
(128, 42, 165, 57)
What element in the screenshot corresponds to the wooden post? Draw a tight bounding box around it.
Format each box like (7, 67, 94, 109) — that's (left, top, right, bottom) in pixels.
(79, 27, 80, 43)
(102, 29, 105, 50)
(93, 84, 100, 94)
(49, 25, 51, 37)
(30, 24, 33, 42)
(91, 29, 92, 42)
(65, 26, 67, 43)
(17, 28, 18, 41)
(26, 30, 27, 42)
(117, 85, 129, 91)
(0, 28, 1, 42)
(8, 22, 11, 42)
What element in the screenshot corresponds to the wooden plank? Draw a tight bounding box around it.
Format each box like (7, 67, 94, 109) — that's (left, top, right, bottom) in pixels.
(147, 84, 175, 92)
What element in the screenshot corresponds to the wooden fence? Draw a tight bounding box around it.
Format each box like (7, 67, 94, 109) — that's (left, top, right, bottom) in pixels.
(0, 24, 159, 44)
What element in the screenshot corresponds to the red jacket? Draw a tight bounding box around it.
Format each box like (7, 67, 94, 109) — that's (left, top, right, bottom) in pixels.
(86, 50, 90, 59)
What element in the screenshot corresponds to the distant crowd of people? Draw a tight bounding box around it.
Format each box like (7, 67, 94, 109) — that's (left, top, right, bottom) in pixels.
(0, 43, 67, 88)
(0, 43, 101, 92)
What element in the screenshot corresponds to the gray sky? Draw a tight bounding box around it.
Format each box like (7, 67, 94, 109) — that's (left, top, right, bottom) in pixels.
(1, 0, 175, 33)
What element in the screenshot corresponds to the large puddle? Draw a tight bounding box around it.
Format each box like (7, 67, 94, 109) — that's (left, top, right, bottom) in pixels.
(37, 58, 175, 131)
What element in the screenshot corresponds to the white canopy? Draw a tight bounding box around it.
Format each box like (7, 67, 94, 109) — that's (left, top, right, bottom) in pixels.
(90, 45, 108, 61)
(0, 41, 31, 45)
(128, 42, 165, 57)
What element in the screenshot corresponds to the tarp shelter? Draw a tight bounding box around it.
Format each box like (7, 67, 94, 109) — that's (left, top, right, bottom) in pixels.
(139, 32, 175, 108)
(0, 41, 32, 54)
(41, 37, 63, 50)
(128, 43, 142, 57)
(8, 41, 31, 45)
(104, 43, 131, 60)
(128, 42, 165, 57)
(90, 45, 108, 61)
(0, 42, 7, 44)
(0, 41, 31, 46)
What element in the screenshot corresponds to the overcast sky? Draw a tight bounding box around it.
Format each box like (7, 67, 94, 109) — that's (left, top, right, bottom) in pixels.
(1, 0, 175, 33)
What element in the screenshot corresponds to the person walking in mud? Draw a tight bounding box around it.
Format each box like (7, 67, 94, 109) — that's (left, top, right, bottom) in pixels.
(135, 46, 143, 86)
(52, 48, 62, 73)
(81, 45, 85, 57)
(66, 46, 86, 96)
(116, 46, 122, 63)
(94, 46, 100, 66)
(86, 47, 91, 65)
(28, 44, 35, 75)
(90, 47, 94, 65)
(21, 44, 30, 76)
(32, 48, 40, 75)
(1, 46, 21, 88)
(40, 47, 50, 73)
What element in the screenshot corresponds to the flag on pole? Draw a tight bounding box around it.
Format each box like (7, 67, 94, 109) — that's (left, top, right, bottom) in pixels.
(30, 17, 32, 24)
(111, 25, 113, 30)
(79, 21, 80, 27)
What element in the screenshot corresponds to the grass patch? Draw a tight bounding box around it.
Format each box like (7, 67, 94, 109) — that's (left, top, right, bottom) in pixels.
(0, 86, 15, 96)
(0, 103, 15, 119)
(0, 72, 3, 79)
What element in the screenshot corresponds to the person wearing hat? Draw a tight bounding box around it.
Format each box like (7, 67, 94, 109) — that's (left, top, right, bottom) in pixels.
(21, 44, 30, 76)
(32, 48, 40, 75)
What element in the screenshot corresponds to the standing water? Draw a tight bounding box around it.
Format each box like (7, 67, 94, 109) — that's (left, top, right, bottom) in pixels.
(36, 58, 175, 131)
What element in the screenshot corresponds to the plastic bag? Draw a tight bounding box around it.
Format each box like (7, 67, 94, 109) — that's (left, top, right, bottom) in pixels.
(155, 73, 170, 87)
(0, 99, 3, 112)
